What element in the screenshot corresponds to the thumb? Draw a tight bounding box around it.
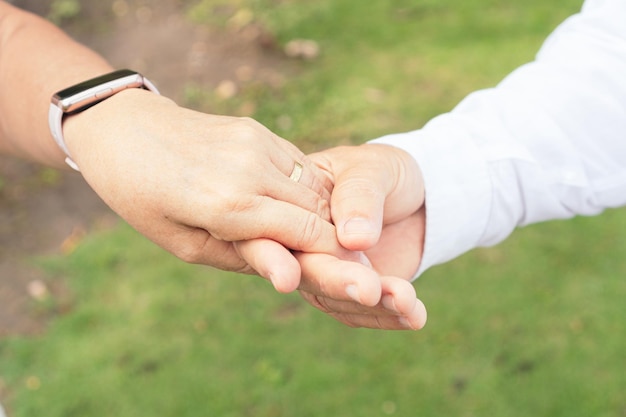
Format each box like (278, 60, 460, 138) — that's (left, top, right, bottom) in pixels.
(309, 145, 396, 251)
(332, 172, 386, 251)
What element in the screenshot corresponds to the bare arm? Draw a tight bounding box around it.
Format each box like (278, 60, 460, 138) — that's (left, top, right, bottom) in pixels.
(0, 1, 340, 285)
(0, 1, 113, 166)
(0, 3, 418, 326)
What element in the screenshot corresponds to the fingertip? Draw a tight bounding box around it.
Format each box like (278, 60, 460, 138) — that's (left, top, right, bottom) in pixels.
(409, 298, 428, 330)
(337, 217, 381, 251)
(355, 276, 383, 307)
(415, 298, 428, 330)
(270, 274, 299, 293)
(379, 276, 426, 330)
(268, 261, 302, 294)
(379, 276, 416, 314)
(344, 279, 381, 307)
(235, 238, 301, 293)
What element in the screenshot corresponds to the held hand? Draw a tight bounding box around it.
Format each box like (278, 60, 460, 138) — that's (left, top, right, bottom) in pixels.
(237, 144, 428, 329)
(62, 88, 338, 283)
(313, 144, 425, 252)
(297, 144, 428, 330)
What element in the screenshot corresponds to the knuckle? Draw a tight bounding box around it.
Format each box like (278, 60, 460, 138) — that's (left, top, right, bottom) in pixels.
(207, 196, 259, 240)
(217, 192, 253, 213)
(316, 197, 331, 223)
(236, 116, 256, 126)
(235, 125, 257, 143)
(173, 244, 205, 264)
(231, 117, 264, 141)
(170, 230, 213, 265)
(336, 178, 384, 201)
(233, 263, 256, 275)
(300, 291, 331, 313)
(315, 275, 333, 299)
(294, 212, 324, 250)
(315, 296, 333, 313)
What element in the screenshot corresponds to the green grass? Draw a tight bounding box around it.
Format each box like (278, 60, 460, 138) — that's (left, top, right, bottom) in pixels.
(2, 0, 625, 416)
(3, 213, 625, 417)
(188, 0, 583, 149)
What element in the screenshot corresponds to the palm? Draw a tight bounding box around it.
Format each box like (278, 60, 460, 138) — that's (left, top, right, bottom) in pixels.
(365, 208, 425, 280)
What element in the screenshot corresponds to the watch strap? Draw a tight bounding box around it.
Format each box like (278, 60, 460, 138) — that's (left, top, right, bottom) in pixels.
(49, 70, 159, 171)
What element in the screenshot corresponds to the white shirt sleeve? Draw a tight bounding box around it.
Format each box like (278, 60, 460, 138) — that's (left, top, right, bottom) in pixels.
(371, 0, 626, 278)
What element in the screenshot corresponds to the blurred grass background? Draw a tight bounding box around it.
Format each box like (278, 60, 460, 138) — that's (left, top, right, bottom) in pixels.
(1, 0, 625, 416)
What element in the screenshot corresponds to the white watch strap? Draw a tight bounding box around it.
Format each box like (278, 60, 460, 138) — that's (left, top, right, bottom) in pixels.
(49, 75, 159, 172)
(48, 103, 79, 170)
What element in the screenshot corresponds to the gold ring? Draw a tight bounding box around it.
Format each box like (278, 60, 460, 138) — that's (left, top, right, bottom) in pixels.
(289, 161, 303, 182)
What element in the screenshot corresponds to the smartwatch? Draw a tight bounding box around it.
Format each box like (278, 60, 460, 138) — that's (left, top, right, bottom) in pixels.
(48, 69, 159, 171)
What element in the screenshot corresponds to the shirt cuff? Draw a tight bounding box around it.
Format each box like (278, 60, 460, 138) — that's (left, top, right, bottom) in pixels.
(370, 114, 492, 279)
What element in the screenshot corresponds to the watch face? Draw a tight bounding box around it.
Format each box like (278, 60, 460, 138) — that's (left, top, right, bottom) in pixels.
(52, 69, 143, 113)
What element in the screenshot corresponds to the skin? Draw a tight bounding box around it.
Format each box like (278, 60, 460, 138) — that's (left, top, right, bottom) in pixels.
(0, 1, 335, 279)
(62, 88, 340, 273)
(239, 144, 429, 330)
(0, 2, 428, 330)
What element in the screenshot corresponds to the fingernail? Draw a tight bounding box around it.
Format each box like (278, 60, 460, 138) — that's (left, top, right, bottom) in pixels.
(381, 294, 397, 312)
(345, 284, 361, 303)
(342, 217, 374, 235)
(359, 252, 372, 268)
(268, 273, 280, 289)
(398, 316, 414, 330)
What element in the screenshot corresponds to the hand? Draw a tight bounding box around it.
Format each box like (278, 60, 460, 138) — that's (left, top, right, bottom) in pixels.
(62, 88, 339, 283)
(298, 144, 428, 330)
(295, 208, 426, 330)
(237, 144, 428, 329)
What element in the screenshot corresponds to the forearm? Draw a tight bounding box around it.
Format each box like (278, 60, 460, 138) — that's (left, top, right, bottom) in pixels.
(0, 1, 113, 167)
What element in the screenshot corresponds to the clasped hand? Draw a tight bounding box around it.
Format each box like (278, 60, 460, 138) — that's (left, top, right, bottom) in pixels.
(300, 145, 428, 330)
(238, 145, 428, 330)
(64, 90, 427, 331)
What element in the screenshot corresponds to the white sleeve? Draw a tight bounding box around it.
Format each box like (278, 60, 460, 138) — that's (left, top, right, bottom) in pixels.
(371, 0, 626, 278)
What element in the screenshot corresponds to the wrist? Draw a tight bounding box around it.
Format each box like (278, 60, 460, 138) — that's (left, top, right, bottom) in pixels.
(62, 88, 177, 171)
(49, 69, 162, 170)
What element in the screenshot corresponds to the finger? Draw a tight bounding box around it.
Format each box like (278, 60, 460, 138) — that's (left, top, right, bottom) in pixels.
(301, 290, 427, 330)
(222, 116, 333, 202)
(331, 174, 386, 250)
(328, 297, 427, 330)
(207, 198, 347, 256)
(295, 251, 382, 307)
(309, 144, 425, 251)
(299, 275, 427, 330)
(300, 156, 333, 200)
(234, 238, 301, 293)
(152, 225, 253, 272)
(269, 137, 333, 214)
(279, 156, 333, 205)
(312, 288, 427, 330)
(262, 162, 332, 222)
(299, 275, 417, 316)
(309, 147, 389, 251)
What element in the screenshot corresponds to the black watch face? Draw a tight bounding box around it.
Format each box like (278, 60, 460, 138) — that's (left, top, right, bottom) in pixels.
(54, 69, 138, 100)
